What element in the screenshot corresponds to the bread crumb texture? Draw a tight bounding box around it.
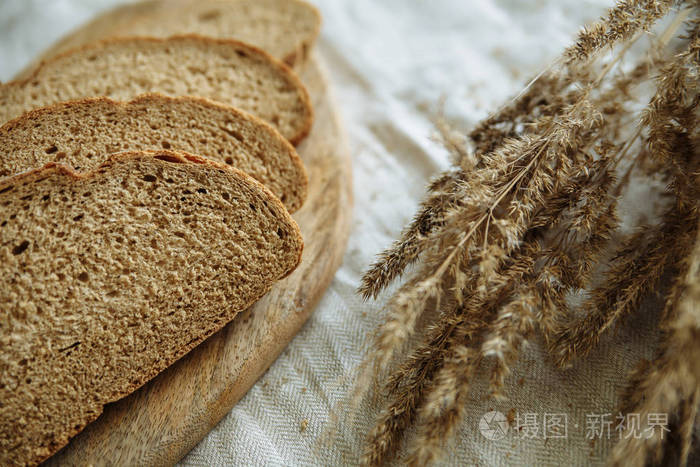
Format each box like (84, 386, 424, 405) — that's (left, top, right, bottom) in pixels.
(0, 151, 302, 466)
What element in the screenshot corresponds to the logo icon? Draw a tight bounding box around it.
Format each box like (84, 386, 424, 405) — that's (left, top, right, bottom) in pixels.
(479, 410, 509, 440)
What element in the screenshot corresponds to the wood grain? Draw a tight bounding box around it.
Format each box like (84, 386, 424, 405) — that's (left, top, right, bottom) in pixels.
(44, 54, 352, 466)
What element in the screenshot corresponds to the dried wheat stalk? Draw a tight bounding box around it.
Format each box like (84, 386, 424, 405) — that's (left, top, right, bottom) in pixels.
(357, 1, 699, 465)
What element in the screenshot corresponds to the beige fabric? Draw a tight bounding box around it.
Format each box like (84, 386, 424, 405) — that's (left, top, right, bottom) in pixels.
(0, 0, 676, 465)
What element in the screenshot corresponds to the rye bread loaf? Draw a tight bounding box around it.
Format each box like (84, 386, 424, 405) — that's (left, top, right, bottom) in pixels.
(26, 0, 321, 69)
(0, 35, 312, 144)
(0, 93, 307, 211)
(0, 150, 303, 466)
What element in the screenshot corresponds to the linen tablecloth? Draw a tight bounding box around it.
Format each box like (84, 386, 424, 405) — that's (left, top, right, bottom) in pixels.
(1, 1, 668, 465)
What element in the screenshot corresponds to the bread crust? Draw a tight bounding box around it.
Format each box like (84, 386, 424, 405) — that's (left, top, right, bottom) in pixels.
(0, 150, 303, 466)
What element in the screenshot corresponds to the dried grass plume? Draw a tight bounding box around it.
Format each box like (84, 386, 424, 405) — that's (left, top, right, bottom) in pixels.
(355, 1, 700, 465)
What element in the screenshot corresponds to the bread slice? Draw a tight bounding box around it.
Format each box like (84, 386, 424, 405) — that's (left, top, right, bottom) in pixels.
(0, 93, 307, 212)
(29, 0, 321, 69)
(0, 150, 303, 466)
(0, 35, 312, 144)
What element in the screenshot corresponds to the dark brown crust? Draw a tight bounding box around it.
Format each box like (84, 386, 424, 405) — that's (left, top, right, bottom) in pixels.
(0, 92, 309, 211)
(1, 149, 303, 467)
(3, 34, 314, 146)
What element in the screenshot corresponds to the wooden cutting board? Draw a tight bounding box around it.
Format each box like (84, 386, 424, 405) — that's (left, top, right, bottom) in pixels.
(44, 54, 353, 466)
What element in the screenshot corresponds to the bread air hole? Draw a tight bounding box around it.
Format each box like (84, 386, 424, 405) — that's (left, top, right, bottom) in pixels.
(225, 157, 233, 165)
(45, 145, 58, 154)
(154, 154, 182, 163)
(12, 240, 30, 255)
(219, 126, 244, 142)
(161, 140, 171, 149)
(143, 174, 157, 182)
(59, 342, 81, 352)
(77, 272, 89, 282)
(198, 9, 221, 21)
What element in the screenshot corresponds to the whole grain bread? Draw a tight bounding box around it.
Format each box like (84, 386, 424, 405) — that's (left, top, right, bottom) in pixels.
(24, 0, 321, 69)
(0, 150, 303, 467)
(0, 35, 312, 144)
(0, 93, 307, 211)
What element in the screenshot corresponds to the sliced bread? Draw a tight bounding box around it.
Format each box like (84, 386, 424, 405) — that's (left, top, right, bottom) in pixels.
(0, 150, 303, 466)
(0, 35, 312, 144)
(0, 93, 307, 211)
(30, 0, 321, 68)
